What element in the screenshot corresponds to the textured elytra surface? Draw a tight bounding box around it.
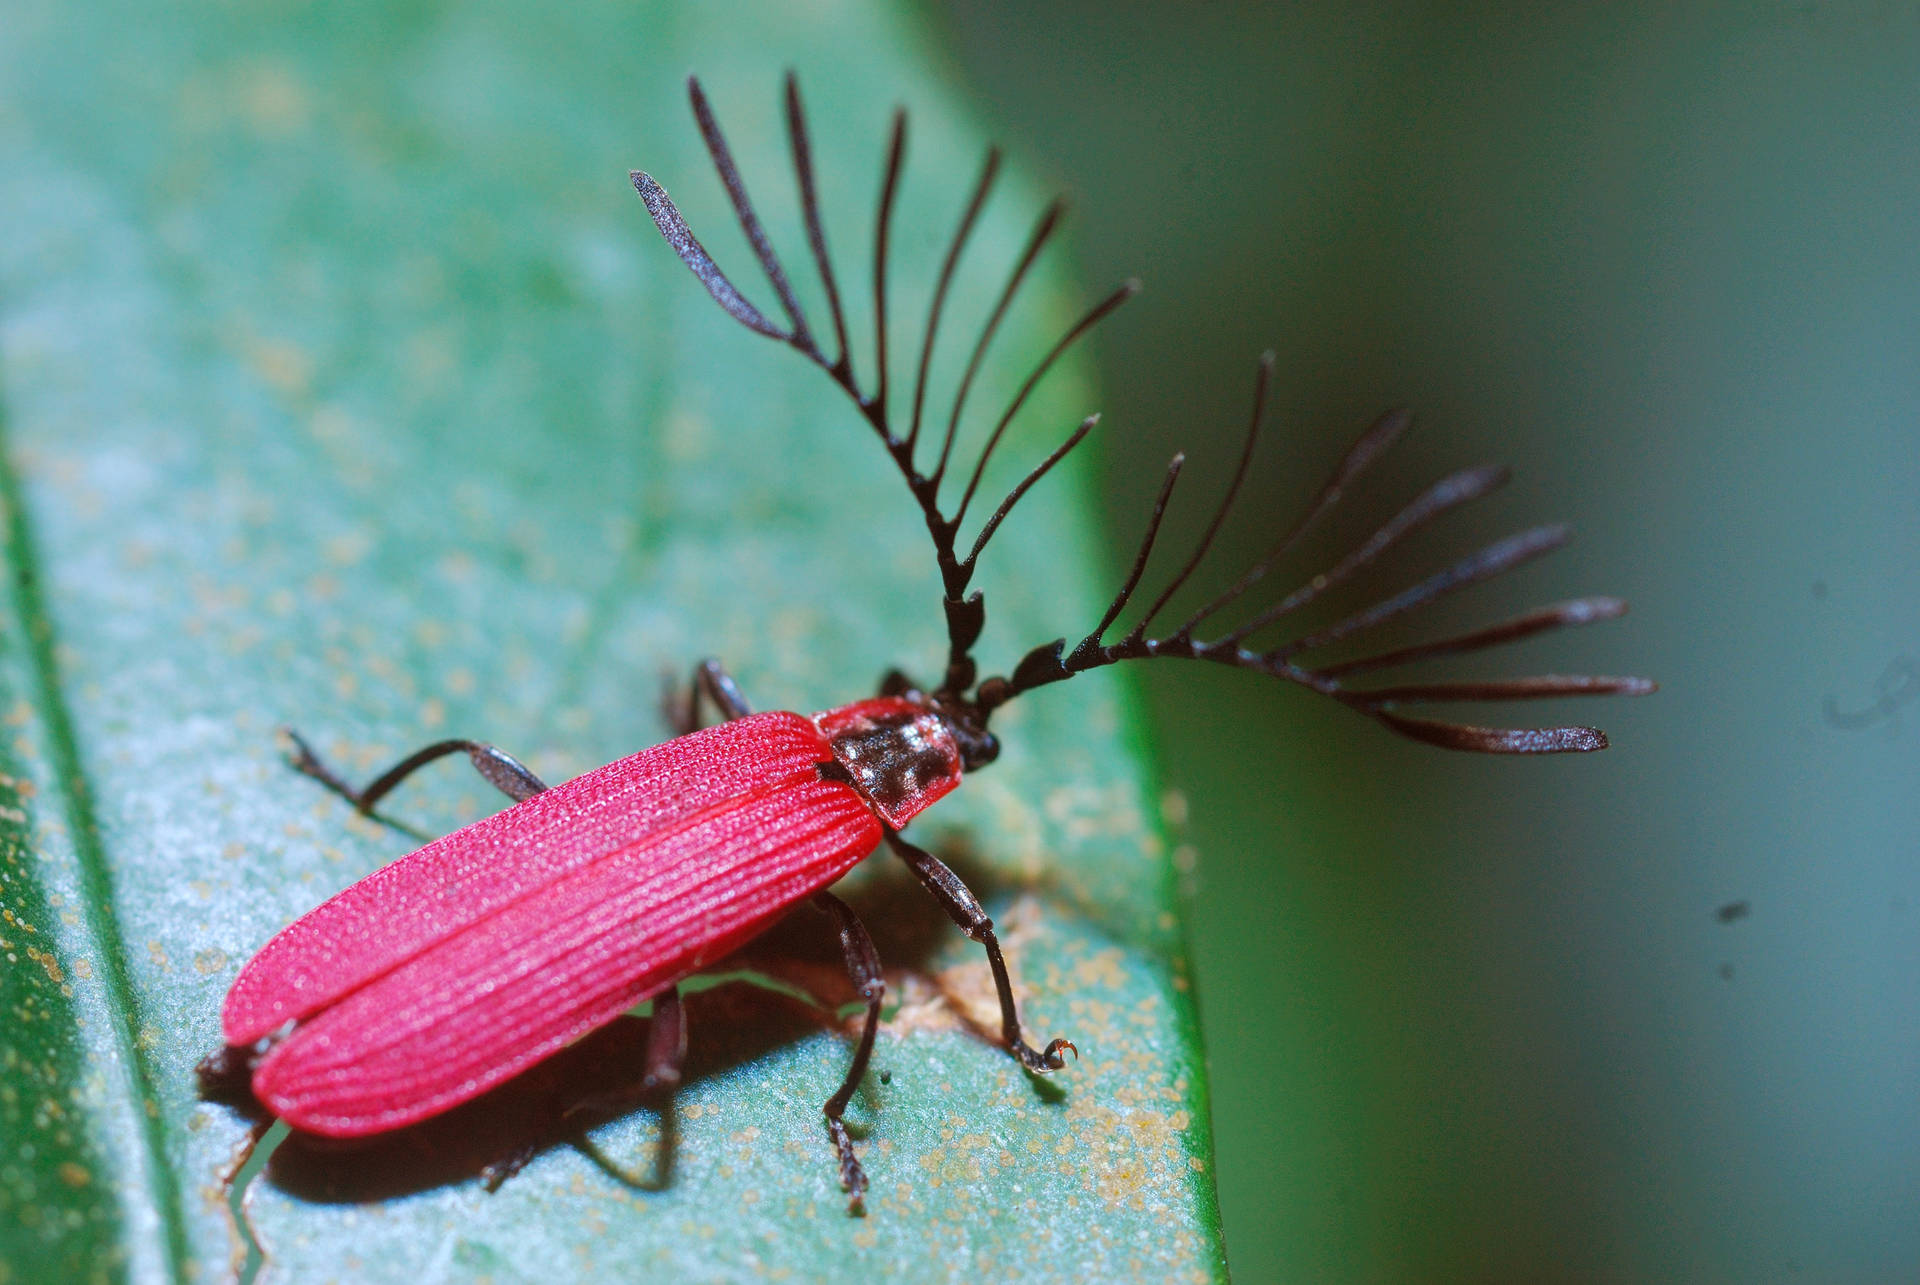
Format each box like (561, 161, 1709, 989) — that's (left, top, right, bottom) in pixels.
(0, 1, 1222, 1281)
(247, 728, 881, 1136)
(222, 713, 851, 1046)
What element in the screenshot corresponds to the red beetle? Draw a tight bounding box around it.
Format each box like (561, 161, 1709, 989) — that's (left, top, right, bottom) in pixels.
(203, 73, 1652, 1208)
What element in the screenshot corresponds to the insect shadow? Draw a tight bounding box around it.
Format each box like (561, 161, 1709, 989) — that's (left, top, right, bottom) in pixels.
(199, 836, 1051, 1204)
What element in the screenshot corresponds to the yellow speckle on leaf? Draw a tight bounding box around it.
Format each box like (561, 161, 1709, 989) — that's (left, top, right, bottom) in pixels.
(237, 61, 310, 137)
(1073, 949, 1126, 991)
(249, 338, 312, 396)
(324, 529, 373, 566)
(25, 946, 62, 984)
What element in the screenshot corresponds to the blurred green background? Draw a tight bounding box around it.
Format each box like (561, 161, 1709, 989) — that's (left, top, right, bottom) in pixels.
(939, 2, 1920, 1280)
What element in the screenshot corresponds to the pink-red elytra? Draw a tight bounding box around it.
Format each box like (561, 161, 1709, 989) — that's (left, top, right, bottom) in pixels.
(202, 73, 1653, 1209)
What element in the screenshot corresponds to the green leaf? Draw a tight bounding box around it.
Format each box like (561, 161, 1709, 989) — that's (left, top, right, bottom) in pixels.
(0, 2, 1223, 1280)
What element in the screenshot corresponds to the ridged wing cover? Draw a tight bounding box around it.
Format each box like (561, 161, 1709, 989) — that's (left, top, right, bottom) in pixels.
(223, 712, 847, 1045)
(253, 774, 880, 1134)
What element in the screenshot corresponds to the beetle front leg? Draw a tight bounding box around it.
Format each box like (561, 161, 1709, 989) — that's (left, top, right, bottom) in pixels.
(813, 890, 884, 1213)
(284, 731, 548, 814)
(886, 832, 1077, 1074)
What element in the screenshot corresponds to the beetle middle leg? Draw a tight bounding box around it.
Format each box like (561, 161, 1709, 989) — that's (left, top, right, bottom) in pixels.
(663, 657, 753, 735)
(480, 984, 688, 1193)
(568, 983, 689, 1106)
(488, 660, 748, 1192)
(886, 832, 1077, 1074)
(284, 730, 548, 814)
(813, 890, 884, 1212)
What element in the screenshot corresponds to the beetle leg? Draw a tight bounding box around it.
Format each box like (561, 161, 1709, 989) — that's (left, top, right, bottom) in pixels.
(813, 890, 884, 1213)
(558, 984, 690, 1118)
(693, 657, 753, 723)
(479, 1136, 542, 1192)
(284, 730, 548, 815)
(483, 986, 688, 1192)
(639, 984, 688, 1092)
(665, 658, 754, 735)
(885, 832, 1078, 1074)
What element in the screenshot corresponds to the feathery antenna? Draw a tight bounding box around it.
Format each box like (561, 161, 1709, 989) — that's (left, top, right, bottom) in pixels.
(634, 73, 1652, 753)
(634, 73, 1125, 697)
(977, 359, 1655, 753)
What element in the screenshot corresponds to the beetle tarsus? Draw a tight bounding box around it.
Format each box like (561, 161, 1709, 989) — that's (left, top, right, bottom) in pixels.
(480, 1143, 542, 1193)
(281, 727, 364, 808)
(827, 1116, 869, 1213)
(815, 892, 884, 1214)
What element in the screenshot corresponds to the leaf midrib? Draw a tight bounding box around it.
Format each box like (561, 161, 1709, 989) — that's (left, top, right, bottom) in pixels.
(0, 361, 191, 1284)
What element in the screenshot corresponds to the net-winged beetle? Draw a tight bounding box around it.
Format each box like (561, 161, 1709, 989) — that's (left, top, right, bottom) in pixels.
(201, 73, 1653, 1210)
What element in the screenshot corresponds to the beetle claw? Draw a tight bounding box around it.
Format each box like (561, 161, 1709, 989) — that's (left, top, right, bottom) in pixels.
(1012, 1035, 1078, 1073)
(1043, 1038, 1079, 1068)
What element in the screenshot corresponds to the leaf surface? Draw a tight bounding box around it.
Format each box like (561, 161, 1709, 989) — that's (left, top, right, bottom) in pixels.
(0, 2, 1222, 1280)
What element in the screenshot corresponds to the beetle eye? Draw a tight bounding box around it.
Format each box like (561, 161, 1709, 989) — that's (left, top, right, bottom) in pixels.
(968, 733, 1000, 770)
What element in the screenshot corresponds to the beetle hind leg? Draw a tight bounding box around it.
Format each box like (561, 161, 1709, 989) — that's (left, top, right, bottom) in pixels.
(283, 730, 548, 815)
(814, 891, 885, 1213)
